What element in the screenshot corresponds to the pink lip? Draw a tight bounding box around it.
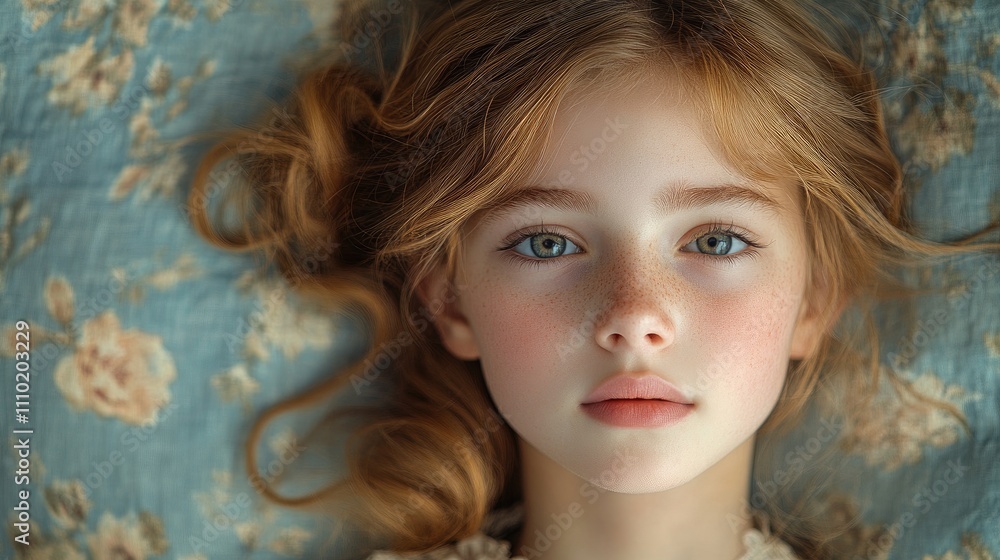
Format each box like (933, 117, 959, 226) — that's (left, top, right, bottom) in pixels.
(581, 372, 694, 405)
(580, 372, 694, 428)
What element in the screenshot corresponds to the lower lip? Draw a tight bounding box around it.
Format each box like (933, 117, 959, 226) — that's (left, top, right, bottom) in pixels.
(581, 399, 693, 428)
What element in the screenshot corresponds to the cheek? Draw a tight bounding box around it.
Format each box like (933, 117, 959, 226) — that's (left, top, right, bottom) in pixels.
(691, 285, 800, 420)
(468, 284, 572, 415)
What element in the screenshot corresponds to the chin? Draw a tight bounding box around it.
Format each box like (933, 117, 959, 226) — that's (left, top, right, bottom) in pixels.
(561, 447, 705, 494)
(583, 466, 701, 494)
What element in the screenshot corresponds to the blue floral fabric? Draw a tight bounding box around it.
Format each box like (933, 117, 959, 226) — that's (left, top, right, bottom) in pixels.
(0, 0, 997, 559)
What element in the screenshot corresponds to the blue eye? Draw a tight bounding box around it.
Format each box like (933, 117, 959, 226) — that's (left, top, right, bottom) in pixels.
(497, 222, 766, 270)
(510, 229, 582, 259)
(681, 222, 767, 265)
(684, 231, 749, 256)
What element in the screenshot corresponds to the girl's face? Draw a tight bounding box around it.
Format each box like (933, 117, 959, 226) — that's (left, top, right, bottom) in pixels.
(422, 69, 828, 493)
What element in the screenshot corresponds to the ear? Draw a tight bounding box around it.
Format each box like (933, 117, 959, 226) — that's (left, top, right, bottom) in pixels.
(415, 264, 481, 361)
(789, 266, 843, 361)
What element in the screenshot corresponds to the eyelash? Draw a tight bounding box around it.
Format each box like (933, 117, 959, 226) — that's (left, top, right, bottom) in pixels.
(496, 221, 767, 270)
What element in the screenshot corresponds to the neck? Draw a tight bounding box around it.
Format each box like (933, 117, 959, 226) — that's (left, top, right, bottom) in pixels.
(513, 435, 755, 560)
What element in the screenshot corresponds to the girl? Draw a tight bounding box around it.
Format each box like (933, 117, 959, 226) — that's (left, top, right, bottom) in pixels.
(188, 0, 1000, 558)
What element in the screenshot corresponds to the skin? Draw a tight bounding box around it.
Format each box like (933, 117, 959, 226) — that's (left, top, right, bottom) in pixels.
(417, 65, 829, 560)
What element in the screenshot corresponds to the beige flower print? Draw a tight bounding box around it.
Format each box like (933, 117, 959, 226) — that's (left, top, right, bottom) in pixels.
(921, 532, 993, 560)
(136, 511, 169, 556)
(61, 0, 110, 31)
(20, 0, 219, 203)
(267, 526, 315, 556)
(821, 367, 974, 471)
(984, 332, 1000, 358)
(861, 0, 999, 174)
(211, 363, 260, 409)
(888, 5, 949, 81)
(190, 471, 266, 550)
(107, 59, 215, 202)
(232, 270, 337, 362)
(2, 275, 75, 356)
(166, 0, 198, 23)
(981, 68, 1000, 108)
(10, 521, 88, 560)
(109, 150, 188, 201)
(113, 252, 205, 303)
(54, 309, 177, 425)
(19, 0, 62, 32)
(44, 479, 92, 530)
(163, 0, 238, 24)
(45, 276, 75, 325)
(892, 88, 976, 173)
(37, 35, 135, 115)
(209, 271, 336, 407)
(0, 146, 28, 183)
(85, 511, 167, 560)
(204, 0, 232, 22)
(74, 516, 145, 560)
(0, 148, 49, 294)
(192, 469, 320, 555)
(53, 0, 160, 47)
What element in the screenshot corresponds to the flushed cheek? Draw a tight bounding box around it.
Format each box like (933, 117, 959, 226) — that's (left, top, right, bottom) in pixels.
(470, 287, 575, 420)
(690, 288, 796, 413)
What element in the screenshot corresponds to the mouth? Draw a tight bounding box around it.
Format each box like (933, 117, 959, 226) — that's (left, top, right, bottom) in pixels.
(581, 398, 694, 428)
(581, 373, 694, 405)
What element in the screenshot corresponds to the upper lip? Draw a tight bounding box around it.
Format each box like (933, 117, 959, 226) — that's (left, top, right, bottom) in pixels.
(582, 372, 694, 405)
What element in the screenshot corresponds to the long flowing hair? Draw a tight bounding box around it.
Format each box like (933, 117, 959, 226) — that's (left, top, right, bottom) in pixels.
(187, 0, 1000, 557)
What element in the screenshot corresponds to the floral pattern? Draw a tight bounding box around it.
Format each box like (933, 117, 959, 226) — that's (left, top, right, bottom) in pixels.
(54, 309, 177, 425)
(922, 533, 994, 560)
(207, 270, 338, 411)
(0, 147, 46, 293)
(37, 35, 136, 115)
(0, 0, 998, 558)
(44, 479, 91, 530)
(818, 367, 977, 471)
(863, 0, 1000, 176)
(85, 511, 168, 560)
(9, 464, 168, 560)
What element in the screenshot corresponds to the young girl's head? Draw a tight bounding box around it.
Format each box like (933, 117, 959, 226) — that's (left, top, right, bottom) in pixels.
(420, 65, 825, 495)
(189, 0, 998, 555)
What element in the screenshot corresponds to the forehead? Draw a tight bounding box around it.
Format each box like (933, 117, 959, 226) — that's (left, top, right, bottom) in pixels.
(525, 70, 803, 215)
(461, 63, 806, 237)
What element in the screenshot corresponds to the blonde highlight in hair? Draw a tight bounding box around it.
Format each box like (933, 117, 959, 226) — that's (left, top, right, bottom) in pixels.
(187, 0, 1000, 556)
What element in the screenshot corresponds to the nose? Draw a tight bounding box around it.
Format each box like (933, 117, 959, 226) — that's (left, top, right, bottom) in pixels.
(592, 241, 676, 354)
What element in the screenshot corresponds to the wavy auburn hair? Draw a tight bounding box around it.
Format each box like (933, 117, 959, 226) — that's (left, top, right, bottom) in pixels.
(188, 0, 1000, 557)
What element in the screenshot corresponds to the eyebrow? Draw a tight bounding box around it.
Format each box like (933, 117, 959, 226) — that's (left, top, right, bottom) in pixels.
(478, 182, 785, 226)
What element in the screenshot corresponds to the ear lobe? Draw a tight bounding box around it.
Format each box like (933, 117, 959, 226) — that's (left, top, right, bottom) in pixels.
(416, 265, 480, 361)
(789, 268, 843, 362)
(789, 298, 825, 361)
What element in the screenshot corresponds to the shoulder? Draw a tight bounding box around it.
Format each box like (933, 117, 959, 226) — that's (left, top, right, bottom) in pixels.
(738, 526, 801, 560)
(366, 532, 525, 560)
